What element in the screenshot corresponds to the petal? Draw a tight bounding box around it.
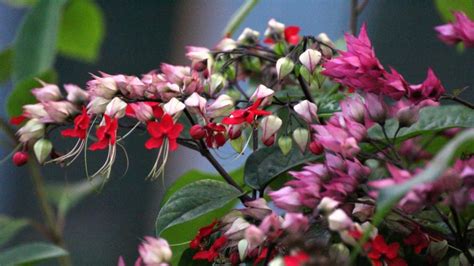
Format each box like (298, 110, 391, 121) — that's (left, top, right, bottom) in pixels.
(160, 114, 174, 132)
(168, 123, 184, 139)
(145, 137, 163, 149)
(89, 139, 109, 150)
(147, 121, 162, 138)
(168, 139, 178, 151)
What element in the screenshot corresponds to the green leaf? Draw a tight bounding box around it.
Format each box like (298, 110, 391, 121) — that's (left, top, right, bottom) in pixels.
(0, 48, 13, 83)
(374, 129, 474, 224)
(45, 175, 106, 218)
(6, 69, 57, 117)
(0, 242, 68, 265)
(156, 179, 242, 235)
(159, 168, 243, 264)
(12, 0, 65, 82)
(368, 105, 474, 143)
(0, 0, 37, 8)
(57, 0, 105, 62)
(435, 0, 474, 22)
(244, 146, 320, 190)
(0, 216, 29, 247)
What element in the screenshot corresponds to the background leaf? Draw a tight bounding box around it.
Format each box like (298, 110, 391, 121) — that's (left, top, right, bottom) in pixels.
(244, 145, 320, 190)
(6, 69, 57, 117)
(12, 0, 65, 82)
(0, 242, 68, 265)
(0, 48, 13, 83)
(435, 0, 474, 21)
(57, 0, 105, 62)
(0, 216, 29, 247)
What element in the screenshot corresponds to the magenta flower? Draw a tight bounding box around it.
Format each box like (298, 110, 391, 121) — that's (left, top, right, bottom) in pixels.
(435, 11, 474, 47)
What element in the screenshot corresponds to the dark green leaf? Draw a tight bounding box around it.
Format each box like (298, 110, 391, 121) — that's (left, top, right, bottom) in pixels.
(0, 216, 29, 247)
(0, 48, 13, 83)
(368, 105, 474, 143)
(57, 0, 105, 62)
(435, 0, 474, 22)
(6, 69, 57, 117)
(0, 242, 68, 265)
(373, 129, 474, 224)
(156, 179, 242, 235)
(12, 0, 65, 82)
(244, 146, 320, 190)
(159, 169, 244, 265)
(45, 175, 106, 217)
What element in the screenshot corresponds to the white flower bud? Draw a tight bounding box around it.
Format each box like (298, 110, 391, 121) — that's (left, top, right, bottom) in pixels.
(293, 100, 318, 123)
(163, 97, 185, 116)
(206, 94, 234, 118)
(87, 97, 111, 114)
(260, 115, 282, 144)
(17, 119, 45, 143)
(250, 84, 274, 106)
(292, 128, 309, 152)
(317, 197, 340, 214)
(105, 97, 128, 118)
(328, 209, 353, 231)
(276, 57, 295, 79)
(299, 49, 322, 73)
(33, 138, 52, 164)
(278, 136, 292, 155)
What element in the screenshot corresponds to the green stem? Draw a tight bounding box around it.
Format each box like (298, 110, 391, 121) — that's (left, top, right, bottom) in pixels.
(222, 0, 260, 37)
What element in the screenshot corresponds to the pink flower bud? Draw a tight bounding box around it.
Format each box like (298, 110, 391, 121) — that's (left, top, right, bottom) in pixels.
(163, 97, 185, 116)
(250, 84, 274, 106)
(129, 102, 154, 122)
(396, 106, 419, 127)
(244, 225, 265, 250)
(292, 128, 309, 152)
(88, 75, 118, 99)
(185, 46, 210, 62)
(293, 100, 318, 123)
(282, 213, 309, 233)
(138, 236, 172, 265)
(17, 119, 45, 143)
(260, 115, 282, 145)
(184, 92, 206, 114)
(328, 209, 353, 231)
(23, 103, 49, 121)
(64, 84, 89, 103)
(364, 93, 387, 123)
(43, 101, 78, 123)
(190, 124, 206, 139)
(340, 97, 365, 123)
(31, 82, 62, 102)
(105, 97, 128, 119)
(206, 94, 234, 118)
(228, 124, 242, 140)
(276, 57, 294, 79)
(309, 141, 324, 155)
(13, 151, 28, 166)
(299, 49, 322, 73)
(269, 186, 301, 212)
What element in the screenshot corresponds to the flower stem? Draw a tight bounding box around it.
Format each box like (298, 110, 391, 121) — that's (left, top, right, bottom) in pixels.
(222, 0, 260, 37)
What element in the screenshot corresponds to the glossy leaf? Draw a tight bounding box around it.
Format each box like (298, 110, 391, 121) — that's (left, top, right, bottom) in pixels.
(156, 179, 241, 235)
(6, 69, 57, 116)
(244, 145, 320, 190)
(12, 0, 65, 82)
(0, 216, 29, 247)
(0, 242, 68, 265)
(368, 105, 474, 143)
(0, 48, 13, 83)
(435, 0, 474, 22)
(373, 129, 474, 224)
(57, 0, 105, 62)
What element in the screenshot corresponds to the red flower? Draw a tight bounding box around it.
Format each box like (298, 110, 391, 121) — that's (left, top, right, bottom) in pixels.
(367, 235, 407, 266)
(145, 114, 183, 151)
(89, 115, 118, 151)
(190, 220, 217, 250)
(10, 114, 26, 125)
(403, 229, 430, 254)
(284, 26, 300, 45)
(222, 99, 271, 125)
(283, 251, 310, 266)
(61, 106, 90, 139)
(192, 236, 227, 262)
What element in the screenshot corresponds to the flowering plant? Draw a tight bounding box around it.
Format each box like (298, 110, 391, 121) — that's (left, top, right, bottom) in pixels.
(2, 1, 474, 266)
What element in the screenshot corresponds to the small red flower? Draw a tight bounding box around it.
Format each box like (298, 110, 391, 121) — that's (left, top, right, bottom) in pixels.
(284, 26, 301, 45)
(367, 235, 407, 266)
(89, 115, 118, 151)
(10, 114, 26, 126)
(145, 114, 183, 151)
(192, 236, 228, 262)
(222, 99, 271, 125)
(190, 220, 217, 250)
(283, 251, 310, 266)
(61, 106, 90, 139)
(403, 229, 430, 254)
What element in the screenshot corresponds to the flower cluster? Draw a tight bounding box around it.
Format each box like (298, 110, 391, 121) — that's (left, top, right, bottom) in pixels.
(435, 11, 474, 47)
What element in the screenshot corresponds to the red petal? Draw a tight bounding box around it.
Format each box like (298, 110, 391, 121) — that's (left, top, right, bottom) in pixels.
(89, 139, 109, 150)
(168, 139, 178, 151)
(160, 114, 174, 132)
(10, 115, 26, 125)
(145, 137, 163, 149)
(61, 128, 79, 138)
(147, 121, 163, 138)
(168, 123, 184, 139)
(385, 242, 400, 259)
(153, 105, 164, 119)
(125, 105, 135, 117)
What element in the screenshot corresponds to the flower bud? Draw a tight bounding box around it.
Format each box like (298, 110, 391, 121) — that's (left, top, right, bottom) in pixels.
(33, 138, 52, 164)
(64, 84, 89, 104)
(309, 140, 324, 155)
(184, 92, 206, 114)
(316, 33, 335, 57)
(240, 198, 272, 220)
(292, 128, 309, 152)
(299, 49, 322, 73)
(138, 236, 172, 265)
(237, 27, 260, 44)
(282, 213, 309, 233)
(12, 151, 28, 166)
(163, 97, 185, 116)
(317, 197, 340, 214)
(31, 82, 62, 102)
(130, 102, 153, 122)
(105, 97, 127, 119)
(43, 101, 78, 123)
(340, 97, 366, 123)
(250, 84, 274, 106)
(17, 119, 45, 143)
(88, 75, 117, 99)
(225, 217, 250, 241)
(328, 209, 353, 231)
(352, 203, 374, 222)
(87, 97, 111, 114)
(293, 100, 318, 123)
(278, 136, 292, 155)
(206, 94, 234, 118)
(264, 18, 285, 38)
(396, 106, 419, 127)
(208, 73, 226, 95)
(244, 225, 264, 250)
(260, 115, 282, 145)
(23, 103, 49, 121)
(228, 124, 242, 140)
(276, 57, 294, 79)
(269, 186, 301, 212)
(216, 37, 237, 52)
(364, 93, 387, 124)
(190, 124, 206, 139)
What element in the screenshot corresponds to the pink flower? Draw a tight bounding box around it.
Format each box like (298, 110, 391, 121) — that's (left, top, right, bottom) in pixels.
(382, 67, 408, 100)
(282, 213, 309, 233)
(268, 186, 302, 212)
(435, 11, 474, 47)
(138, 236, 172, 265)
(408, 68, 445, 103)
(31, 82, 62, 102)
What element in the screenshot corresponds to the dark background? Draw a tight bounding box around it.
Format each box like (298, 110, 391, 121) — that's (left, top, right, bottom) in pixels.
(0, 1, 473, 265)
